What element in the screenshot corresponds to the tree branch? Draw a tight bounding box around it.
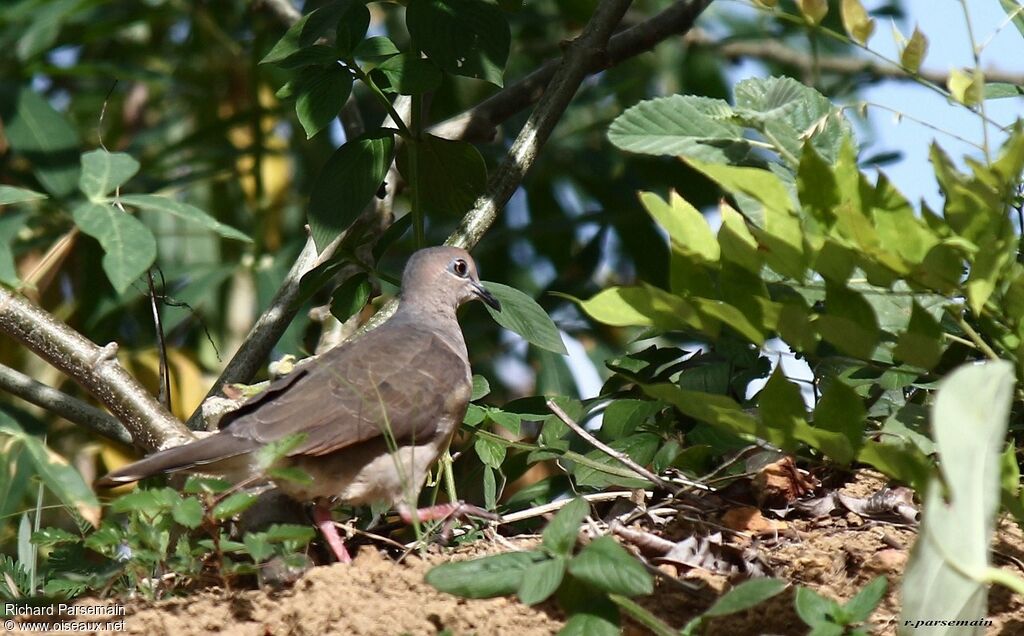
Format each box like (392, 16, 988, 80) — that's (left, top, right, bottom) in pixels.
(0, 288, 192, 451)
(430, 0, 715, 142)
(0, 362, 131, 445)
(685, 29, 1024, 89)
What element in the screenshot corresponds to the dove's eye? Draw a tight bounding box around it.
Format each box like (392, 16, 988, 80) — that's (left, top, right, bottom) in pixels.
(452, 259, 469, 278)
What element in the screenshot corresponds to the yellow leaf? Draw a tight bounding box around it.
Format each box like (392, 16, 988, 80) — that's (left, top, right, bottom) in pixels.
(948, 68, 984, 106)
(900, 25, 928, 73)
(797, 0, 828, 25)
(841, 0, 875, 45)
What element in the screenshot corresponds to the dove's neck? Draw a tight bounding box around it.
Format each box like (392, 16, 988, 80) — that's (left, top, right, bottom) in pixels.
(391, 296, 468, 358)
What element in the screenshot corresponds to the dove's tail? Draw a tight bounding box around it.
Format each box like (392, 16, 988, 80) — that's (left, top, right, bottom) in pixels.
(96, 433, 255, 487)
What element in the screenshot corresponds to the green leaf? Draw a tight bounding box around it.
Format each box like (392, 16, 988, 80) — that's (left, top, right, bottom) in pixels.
(639, 191, 719, 263)
(329, 273, 372, 322)
(482, 281, 567, 355)
(243, 532, 275, 563)
(795, 586, 841, 627)
(0, 87, 81, 197)
(811, 379, 866, 463)
(844, 576, 887, 622)
(119, 194, 251, 242)
(261, 1, 354, 65)
(265, 523, 316, 544)
(0, 185, 47, 205)
(486, 409, 521, 435)
(308, 130, 395, 252)
(518, 557, 565, 605)
(268, 466, 314, 486)
(608, 95, 750, 163)
(948, 68, 984, 107)
(893, 301, 944, 369)
(899, 26, 928, 73)
(352, 36, 400, 60)
(212, 492, 258, 520)
(425, 551, 542, 598)
(567, 536, 653, 596)
(72, 201, 156, 294)
(542, 497, 588, 556)
(407, 0, 510, 86)
(78, 150, 139, 200)
(600, 399, 660, 440)
(172, 497, 204, 529)
(559, 611, 620, 636)
(335, 3, 371, 56)
(984, 82, 1024, 100)
(816, 280, 880, 359)
(573, 433, 660, 488)
(474, 435, 506, 468)
(704, 578, 788, 617)
(575, 284, 709, 334)
(0, 211, 27, 286)
(471, 375, 491, 401)
(31, 527, 78, 547)
(902, 361, 1016, 625)
(0, 412, 101, 526)
(999, 0, 1024, 39)
(294, 64, 354, 139)
(377, 53, 443, 95)
(398, 135, 487, 219)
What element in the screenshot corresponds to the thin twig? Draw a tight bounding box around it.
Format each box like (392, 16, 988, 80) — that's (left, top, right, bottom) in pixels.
(0, 363, 131, 445)
(500, 490, 649, 524)
(0, 288, 192, 451)
(546, 399, 680, 494)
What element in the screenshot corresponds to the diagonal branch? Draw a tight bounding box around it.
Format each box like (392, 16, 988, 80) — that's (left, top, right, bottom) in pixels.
(430, 0, 715, 142)
(0, 287, 192, 451)
(0, 362, 131, 445)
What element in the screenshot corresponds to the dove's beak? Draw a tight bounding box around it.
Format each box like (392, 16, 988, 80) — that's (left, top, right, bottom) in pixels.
(473, 282, 501, 311)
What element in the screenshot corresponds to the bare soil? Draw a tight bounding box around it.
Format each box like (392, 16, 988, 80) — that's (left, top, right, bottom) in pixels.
(24, 471, 1024, 635)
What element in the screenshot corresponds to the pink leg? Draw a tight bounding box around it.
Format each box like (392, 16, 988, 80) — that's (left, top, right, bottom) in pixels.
(398, 501, 500, 524)
(312, 504, 352, 564)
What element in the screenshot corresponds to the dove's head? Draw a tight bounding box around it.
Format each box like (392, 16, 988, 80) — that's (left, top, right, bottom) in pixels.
(401, 246, 501, 313)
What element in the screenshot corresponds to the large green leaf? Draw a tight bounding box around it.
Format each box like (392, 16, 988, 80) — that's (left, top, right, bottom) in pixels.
(294, 64, 354, 139)
(308, 130, 395, 252)
(0, 410, 100, 526)
(377, 53, 443, 95)
(261, 0, 355, 65)
(426, 550, 543, 598)
(0, 185, 47, 205)
(607, 95, 750, 163)
(78, 150, 139, 200)
(902, 361, 1019, 628)
(398, 135, 486, 218)
(119, 194, 251, 242)
(567, 536, 653, 596)
(542, 497, 588, 556)
(517, 557, 565, 606)
(639, 191, 719, 263)
(406, 0, 510, 86)
(72, 201, 157, 293)
(576, 284, 710, 334)
(0, 87, 81, 197)
(482, 281, 567, 355)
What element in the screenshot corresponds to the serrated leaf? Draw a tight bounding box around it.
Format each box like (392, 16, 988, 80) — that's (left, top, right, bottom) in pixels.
(406, 0, 510, 86)
(31, 527, 78, 547)
(119, 194, 250, 242)
(518, 557, 565, 605)
(172, 497, 204, 529)
(576, 284, 707, 333)
(482, 281, 567, 355)
(608, 95, 749, 163)
(984, 82, 1024, 100)
(212, 492, 258, 520)
(79, 150, 139, 200)
(542, 497, 588, 556)
(72, 202, 156, 293)
(567, 536, 653, 596)
(243, 532, 274, 563)
(425, 550, 542, 598)
(308, 130, 395, 252)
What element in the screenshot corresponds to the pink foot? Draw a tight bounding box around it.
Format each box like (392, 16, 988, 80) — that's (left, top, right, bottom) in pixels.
(398, 501, 500, 524)
(312, 504, 352, 564)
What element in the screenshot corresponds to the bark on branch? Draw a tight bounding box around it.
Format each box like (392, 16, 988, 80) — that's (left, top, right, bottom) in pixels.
(0, 287, 192, 451)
